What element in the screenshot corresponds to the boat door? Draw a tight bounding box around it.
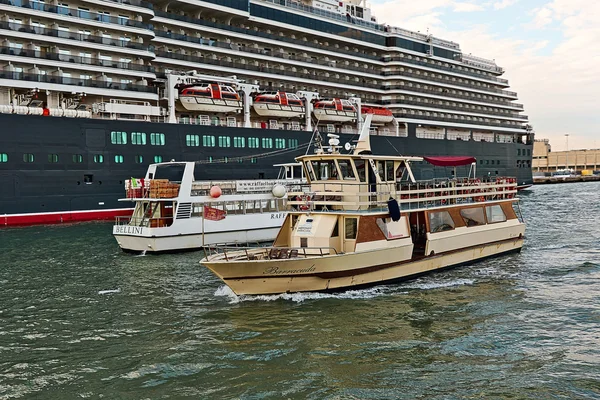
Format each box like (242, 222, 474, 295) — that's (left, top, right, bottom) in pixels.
(210, 84, 221, 99)
(280, 92, 289, 106)
(342, 216, 358, 253)
(409, 211, 427, 257)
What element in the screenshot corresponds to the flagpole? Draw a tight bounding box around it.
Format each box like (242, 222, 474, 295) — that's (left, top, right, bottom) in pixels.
(202, 206, 205, 247)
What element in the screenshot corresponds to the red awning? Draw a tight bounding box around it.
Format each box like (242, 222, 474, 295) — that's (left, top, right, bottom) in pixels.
(423, 156, 477, 167)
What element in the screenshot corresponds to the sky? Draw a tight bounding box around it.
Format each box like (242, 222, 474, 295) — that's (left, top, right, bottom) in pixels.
(369, 0, 600, 151)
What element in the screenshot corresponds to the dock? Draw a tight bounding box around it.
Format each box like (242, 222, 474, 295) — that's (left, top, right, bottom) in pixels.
(533, 175, 600, 185)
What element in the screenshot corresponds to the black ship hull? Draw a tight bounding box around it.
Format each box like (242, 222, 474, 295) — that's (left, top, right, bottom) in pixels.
(0, 114, 533, 226)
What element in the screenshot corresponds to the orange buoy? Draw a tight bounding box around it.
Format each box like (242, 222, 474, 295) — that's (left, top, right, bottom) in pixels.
(210, 185, 222, 198)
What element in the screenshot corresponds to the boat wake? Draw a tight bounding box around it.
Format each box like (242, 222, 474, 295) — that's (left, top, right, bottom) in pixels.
(400, 278, 475, 290)
(214, 285, 404, 303)
(214, 279, 473, 303)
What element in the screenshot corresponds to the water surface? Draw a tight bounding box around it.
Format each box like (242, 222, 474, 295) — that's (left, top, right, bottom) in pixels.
(0, 182, 599, 399)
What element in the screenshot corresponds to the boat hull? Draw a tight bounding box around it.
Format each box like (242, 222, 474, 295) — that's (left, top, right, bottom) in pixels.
(114, 226, 280, 252)
(113, 211, 288, 252)
(203, 237, 524, 295)
(253, 103, 305, 118)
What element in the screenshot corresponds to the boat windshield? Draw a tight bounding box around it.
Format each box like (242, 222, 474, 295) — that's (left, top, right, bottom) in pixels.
(311, 159, 339, 180)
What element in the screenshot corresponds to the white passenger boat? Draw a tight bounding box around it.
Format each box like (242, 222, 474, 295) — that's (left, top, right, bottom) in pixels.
(201, 116, 526, 295)
(113, 161, 305, 253)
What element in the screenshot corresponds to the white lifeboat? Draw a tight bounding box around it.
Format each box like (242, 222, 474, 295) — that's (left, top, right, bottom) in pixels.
(178, 83, 243, 113)
(253, 91, 305, 118)
(361, 106, 394, 123)
(313, 98, 356, 122)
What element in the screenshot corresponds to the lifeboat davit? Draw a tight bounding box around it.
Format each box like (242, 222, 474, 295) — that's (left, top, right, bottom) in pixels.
(361, 106, 394, 123)
(253, 91, 305, 118)
(179, 83, 242, 113)
(312, 98, 356, 122)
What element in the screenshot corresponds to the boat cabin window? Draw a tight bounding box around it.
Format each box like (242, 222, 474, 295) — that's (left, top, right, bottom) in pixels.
(155, 163, 185, 182)
(460, 207, 486, 227)
(396, 161, 407, 182)
(376, 160, 395, 182)
(311, 159, 338, 180)
(429, 211, 455, 233)
(304, 161, 316, 182)
(354, 159, 367, 182)
(345, 218, 358, 239)
(336, 159, 356, 180)
(191, 203, 203, 217)
(486, 205, 507, 223)
(331, 220, 339, 237)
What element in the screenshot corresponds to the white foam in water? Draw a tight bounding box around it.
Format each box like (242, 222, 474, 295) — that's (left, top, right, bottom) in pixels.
(98, 288, 121, 295)
(214, 284, 405, 303)
(402, 278, 474, 290)
(135, 250, 147, 257)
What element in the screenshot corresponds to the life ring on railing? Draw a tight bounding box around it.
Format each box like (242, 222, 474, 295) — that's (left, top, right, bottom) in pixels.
(299, 194, 311, 211)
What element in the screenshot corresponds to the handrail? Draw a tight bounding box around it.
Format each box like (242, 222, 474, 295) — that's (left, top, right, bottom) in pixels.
(0, 70, 157, 93)
(0, 46, 155, 73)
(286, 178, 518, 211)
(203, 245, 340, 262)
(0, 21, 151, 51)
(0, 0, 153, 30)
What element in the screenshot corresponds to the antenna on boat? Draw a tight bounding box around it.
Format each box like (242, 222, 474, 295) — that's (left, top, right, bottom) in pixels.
(353, 113, 373, 155)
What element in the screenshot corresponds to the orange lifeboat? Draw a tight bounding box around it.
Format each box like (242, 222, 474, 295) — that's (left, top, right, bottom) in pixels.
(361, 106, 394, 123)
(312, 98, 356, 122)
(253, 91, 305, 118)
(179, 83, 242, 113)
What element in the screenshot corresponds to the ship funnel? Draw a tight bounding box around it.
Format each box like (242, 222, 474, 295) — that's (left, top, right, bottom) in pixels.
(353, 113, 373, 155)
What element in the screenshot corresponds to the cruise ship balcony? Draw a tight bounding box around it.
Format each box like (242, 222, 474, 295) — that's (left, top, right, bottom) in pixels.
(0, 21, 154, 59)
(0, 46, 156, 78)
(0, 69, 158, 99)
(394, 111, 526, 131)
(384, 55, 509, 86)
(155, 50, 380, 92)
(385, 97, 528, 121)
(153, 10, 381, 61)
(384, 83, 524, 109)
(0, 0, 154, 36)
(153, 30, 379, 76)
(383, 70, 517, 99)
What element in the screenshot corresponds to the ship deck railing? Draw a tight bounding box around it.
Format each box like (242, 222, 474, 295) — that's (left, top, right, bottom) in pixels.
(287, 177, 518, 211)
(202, 245, 339, 262)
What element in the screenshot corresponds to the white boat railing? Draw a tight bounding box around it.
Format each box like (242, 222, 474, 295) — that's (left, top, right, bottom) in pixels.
(287, 177, 518, 211)
(202, 245, 339, 262)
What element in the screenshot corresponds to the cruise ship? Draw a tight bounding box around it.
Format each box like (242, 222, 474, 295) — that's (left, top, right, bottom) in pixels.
(0, 0, 534, 226)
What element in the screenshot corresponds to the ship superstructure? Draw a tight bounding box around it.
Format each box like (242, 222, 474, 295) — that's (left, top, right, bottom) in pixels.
(0, 0, 534, 226)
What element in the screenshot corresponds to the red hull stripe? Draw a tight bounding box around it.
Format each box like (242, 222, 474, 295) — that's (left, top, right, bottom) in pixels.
(1, 208, 134, 227)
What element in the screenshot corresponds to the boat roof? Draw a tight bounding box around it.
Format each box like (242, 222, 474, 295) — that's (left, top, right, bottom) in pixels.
(295, 154, 423, 162)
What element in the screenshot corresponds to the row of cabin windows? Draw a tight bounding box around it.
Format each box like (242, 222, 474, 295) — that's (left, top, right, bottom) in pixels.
(517, 149, 531, 156)
(190, 199, 285, 217)
(429, 205, 507, 233)
(110, 132, 299, 150)
(111, 132, 166, 146)
(480, 159, 501, 165)
(16, 154, 163, 164)
(185, 135, 298, 149)
(6, 153, 260, 165)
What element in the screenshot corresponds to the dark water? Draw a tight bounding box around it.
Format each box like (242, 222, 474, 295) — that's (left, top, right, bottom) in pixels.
(1, 183, 599, 399)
